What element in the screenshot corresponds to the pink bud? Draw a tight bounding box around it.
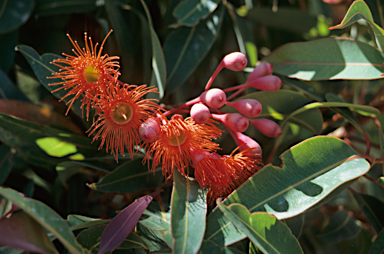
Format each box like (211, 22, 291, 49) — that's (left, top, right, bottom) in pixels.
(139, 118, 161, 143)
(244, 75, 282, 91)
(246, 62, 273, 83)
(171, 114, 184, 121)
(225, 99, 262, 118)
(212, 113, 249, 132)
(200, 88, 227, 108)
(222, 52, 247, 71)
(249, 118, 281, 138)
(190, 103, 210, 124)
(233, 132, 262, 159)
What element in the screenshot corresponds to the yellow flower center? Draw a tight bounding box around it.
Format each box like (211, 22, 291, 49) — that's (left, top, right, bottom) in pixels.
(111, 103, 133, 124)
(168, 132, 187, 146)
(83, 65, 100, 83)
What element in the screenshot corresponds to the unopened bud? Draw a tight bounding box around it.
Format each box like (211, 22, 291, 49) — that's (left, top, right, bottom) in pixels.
(249, 118, 281, 138)
(244, 75, 282, 91)
(212, 113, 249, 132)
(225, 99, 262, 118)
(200, 88, 227, 108)
(190, 103, 210, 124)
(222, 52, 247, 71)
(233, 132, 262, 159)
(139, 118, 161, 143)
(246, 62, 273, 83)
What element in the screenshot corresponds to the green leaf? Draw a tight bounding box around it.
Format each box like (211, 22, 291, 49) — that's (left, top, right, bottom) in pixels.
(87, 159, 164, 193)
(0, 69, 29, 101)
(0, 211, 58, 254)
(369, 228, 384, 254)
(164, 4, 224, 95)
(66, 215, 110, 231)
(171, 169, 207, 254)
(139, 210, 172, 248)
(205, 136, 370, 246)
(352, 192, 384, 233)
(0, 30, 17, 72)
(170, 0, 220, 28)
(0, 0, 35, 34)
(246, 7, 318, 35)
(0, 144, 13, 185)
(76, 225, 147, 253)
(262, 38, 384, 81)
(198, 240, 247, 254)
(278, 76, 325, 102)
(217, 203, 303, 254)
(0, 186, 87, 254)
(15, 45, 84, 117)
(140, 0, 166, 99)
(318, 210, 361, 242)
(36, 137, 78, 157)
(284, 214, 304, 239)
(329, 0, 384, 51)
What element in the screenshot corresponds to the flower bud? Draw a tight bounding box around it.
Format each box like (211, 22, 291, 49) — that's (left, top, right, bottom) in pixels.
(222, 52, 247, 71)
(249, 118, 281, 138)
(233, 132, 262, 159)
(225, 99, 262, 118)
(139, 118, 161, 143)
(212, 113, 249, 132)
(244, 75, 282, 91)
(246, 62, 273, 83)
(190, 103, 210, 124)
(200, 88, 226, 108)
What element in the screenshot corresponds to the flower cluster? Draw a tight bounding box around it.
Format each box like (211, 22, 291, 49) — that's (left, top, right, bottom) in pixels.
(50, 32, 282, 201)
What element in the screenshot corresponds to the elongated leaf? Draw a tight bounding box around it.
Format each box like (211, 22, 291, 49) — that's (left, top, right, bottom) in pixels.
(369, 227, 384, 254)
(0, 145, 13, 185)
(139, 210, 172, 248)
(0, 0, 34, 34)
(198, 240, 247, 254)
(329, 0, 384, 50)
(66, 215, 110, 231)
(140, 0, 166, 99)
(35, 0, 97, 16)
(164, 4, 224, 95)
(98, 190, 162, 254)
(319, 210, 361, 242)
(77, 225, 147, 253)
(87, 159, 164, 193)
(0, 211, 58, 254)
(171, 169, 207, 254)
(205, 136, 370, 246)
(170, 0, 220, 28)
(15, 45, 84, 117)
(278, 76, 325, 101)
(0, 30, 18, 72)
(218, 203, 303, 254)
(352, 192, 384, 233)
(284, 214, 304, 239)
(0, 70, 28, 101)
(262, 38, 384, 81)
(0, 187, 87, 254)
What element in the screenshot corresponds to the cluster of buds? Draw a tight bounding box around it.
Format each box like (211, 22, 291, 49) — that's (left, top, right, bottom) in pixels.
(49, 31, 282, 201)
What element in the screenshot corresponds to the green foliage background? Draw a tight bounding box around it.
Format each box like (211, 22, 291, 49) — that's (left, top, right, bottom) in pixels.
(1, 0, 384, 253)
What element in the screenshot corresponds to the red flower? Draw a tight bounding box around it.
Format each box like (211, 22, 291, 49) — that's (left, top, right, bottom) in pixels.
(49, 30, 120, 120)
(88, 84, 159, 161)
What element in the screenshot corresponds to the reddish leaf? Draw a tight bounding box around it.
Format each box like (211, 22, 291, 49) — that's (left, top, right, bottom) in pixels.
(98, 190, 162, 254)
(0, 211, 58, 254)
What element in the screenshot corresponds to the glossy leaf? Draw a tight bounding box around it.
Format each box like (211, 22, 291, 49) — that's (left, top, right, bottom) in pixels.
(329, 0, 384, 51)
(140, 0, 166, 99)
(352, 192, 384, 233)
(217, 203, 303, 254)
(139, 210, 172, 248)
(198, 240, 247, 254)
(0, 0, 35, 34)
(369, 227, 384, 254)
(77, 225, 147, 253)
(87, 159, 164, 193)
(98, 190, 162, 254)
(164, 4, 224, 95)
(278, 76, 325, 101)
(171, 169, 207, 254)
(205, 136, 370, 246)
(0, 211, 58, 254)
(170, 0, 220, 28)
(262, 38, 384, 81)
(0, 186, 87, 254)
(15, 45, 84, 117)
(318, 210, 361, 242)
